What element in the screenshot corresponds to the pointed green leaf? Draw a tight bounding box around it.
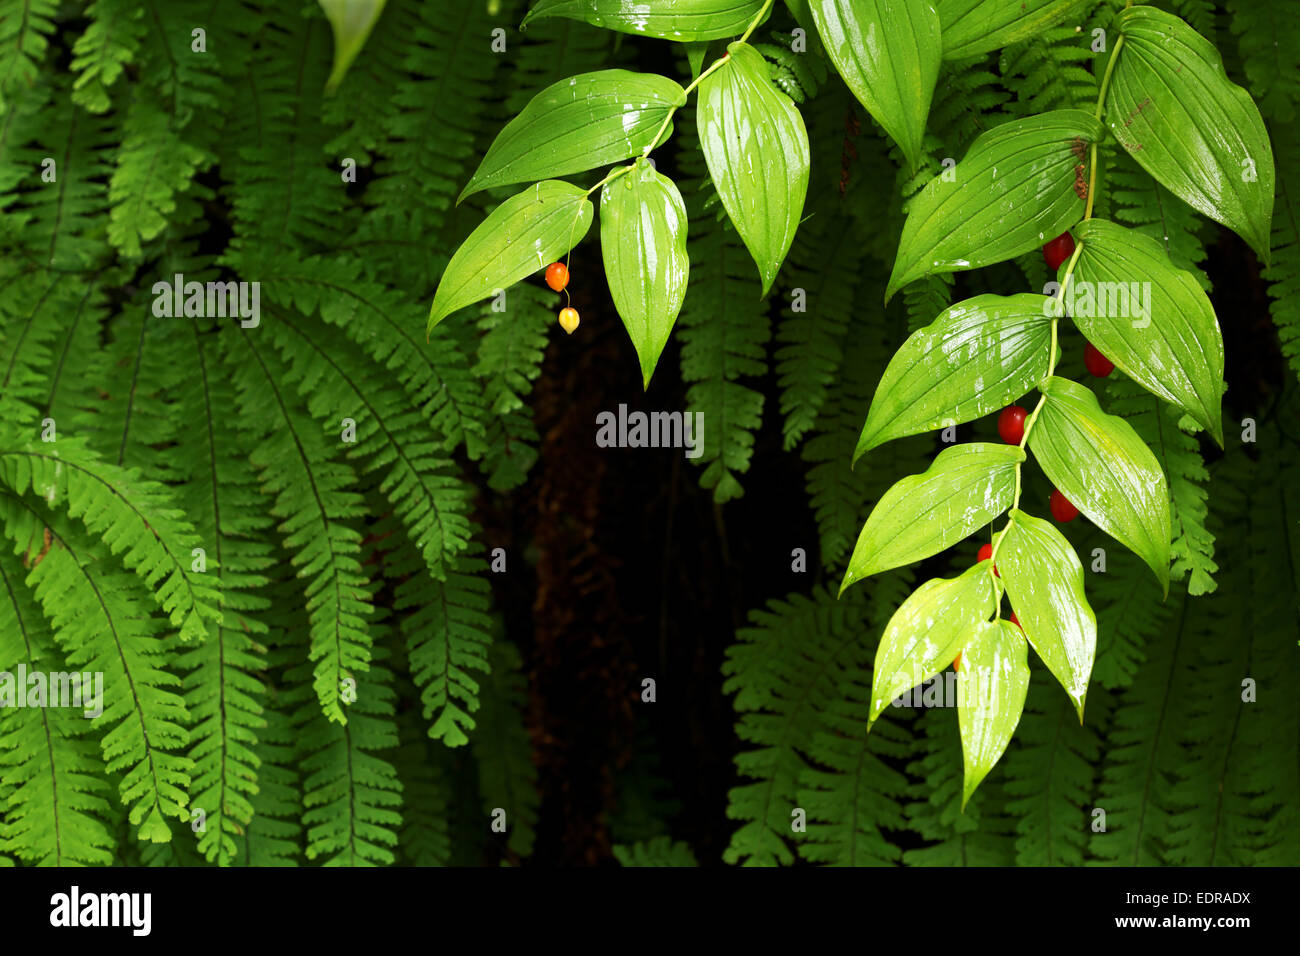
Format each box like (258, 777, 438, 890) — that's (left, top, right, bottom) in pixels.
(601, 161, 690, 388)
(1028, 376, 1171, 594)
(957, 618, 1029, 807)
(868, 564, 996, 725)
(886, 110, 1101, 301)
(1065, 218, 1225, 444)
(698, 41, 810, 294)
(319, 0, 387, 94)
(937, 0, 1089, 60)
(521, 0, 768, 41)
(428, 181, 594, 331)
(808, 0, 942, 169)
(842, 442, 1023, 589)
(459, 71, 685, 202)
(1107, 6, 1274, 262)
(854, 293, 1054, 460)
(995, 508, 1096, 720)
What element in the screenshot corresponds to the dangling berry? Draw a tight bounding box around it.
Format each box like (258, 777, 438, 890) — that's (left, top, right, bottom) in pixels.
(998, 405, 1027, 445)
(1042, 231, 1076, 272)
(977, 542, 999, 577)
(1049, 488, 1079, 523)
(1084, 342, 1114, 378)
(558, 307, 579, 334)
(545, 261, 569, 292)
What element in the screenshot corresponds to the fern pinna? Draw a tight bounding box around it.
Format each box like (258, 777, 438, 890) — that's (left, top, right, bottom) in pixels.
(0, 0, 1296, 870)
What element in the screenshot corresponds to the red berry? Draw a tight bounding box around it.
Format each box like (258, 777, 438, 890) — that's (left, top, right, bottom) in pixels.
(1042, 231, 1076, 272)
(1084, 342, 1114, 378)
(998, 405, 1027, 445)
(1049, 488, 1079, 523)
(977, 542, 999, 577)
(545, 261, 569, 292)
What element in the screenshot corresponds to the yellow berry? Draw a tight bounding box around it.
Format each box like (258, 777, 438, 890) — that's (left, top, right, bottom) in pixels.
(558, 307, 579, 334)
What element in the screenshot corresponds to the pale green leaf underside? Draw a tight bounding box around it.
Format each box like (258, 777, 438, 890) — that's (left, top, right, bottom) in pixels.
(869, 563, 996, 725)
(995, 508, 1096, 720)
(808, 0, 942, 168)
(522, 0, 767, 41)
(319, 0, 388, 94)
(886, 109, 1102, 301)
(1068, 218, 1225, 444)
(842, 441, 1022, 590)
(698, 41, 810, 294)
(601, 161, 690, 388)
(459, 70, 685, 202)
(428, 181, 593, 330)
(1029, 376, 1172, 594)
(855, 293, 1053, 460)
(958, 618, 1029, 807)
(1107, 5, 1274, 262)
(936, 0, 1090, 60)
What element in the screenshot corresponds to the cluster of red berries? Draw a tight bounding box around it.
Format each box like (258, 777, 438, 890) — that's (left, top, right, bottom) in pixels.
(545, 262, 579, 334)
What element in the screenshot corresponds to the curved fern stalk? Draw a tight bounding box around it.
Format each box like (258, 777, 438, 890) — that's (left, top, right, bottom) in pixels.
(171, 315, 275, 866)
(235, 249, 488, 460)
(223, 327, 373, 725)
(0, 549, 115, 864)
(0, 425, 220, 642)
(0, 494, 191, 843)
(266, 313, 473, 581)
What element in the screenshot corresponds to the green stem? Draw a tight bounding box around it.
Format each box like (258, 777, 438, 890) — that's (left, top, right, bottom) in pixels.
(987, 37, 1125, 575)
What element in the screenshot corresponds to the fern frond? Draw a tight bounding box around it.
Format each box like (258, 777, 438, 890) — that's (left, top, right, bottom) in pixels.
(397, 549, 494, 747)
(70, 0, 145, 114)
(471, 639, 538, 860)
(614, 836, 698, 866)
(0, 0, 57, 111)
(0, 494, 191, 843)
(224, 329, 372, 723)
(0, 549, 115, 865)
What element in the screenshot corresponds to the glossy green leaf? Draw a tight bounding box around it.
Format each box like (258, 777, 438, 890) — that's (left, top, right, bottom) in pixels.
(808, 0, 942, 169)
(957, 618, 1029, 807)
(886, 110, 1101, 301)
(319, 0, 387, 94)
(868, 564, 996, 726)
(842, 442, 1023, 589)
(428, 181, 593, 331)
(995, 509, 1096, 720)
(698, 41, 810, 294)
(521, 0, 768, 41)
(936, 0, 1089, 60)
(459, 71, 685, 202)
(854, 294, 1053, 460)
(1064, 218, 1225, 444)
(1028, 376, 1171, 594)
(601, 161, 690, 388)
(1107, 6, 1274, 262)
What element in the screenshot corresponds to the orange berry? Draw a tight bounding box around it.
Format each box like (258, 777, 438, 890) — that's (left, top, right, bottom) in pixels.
(545, 262, 569, 292)
(558, 307, 579, 334)
(953, 652, 962, 672)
